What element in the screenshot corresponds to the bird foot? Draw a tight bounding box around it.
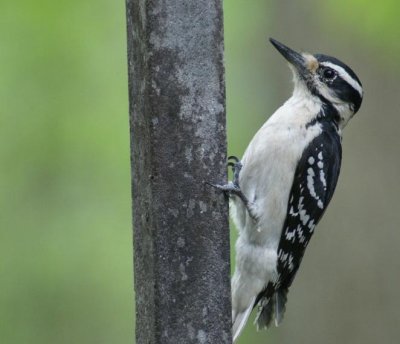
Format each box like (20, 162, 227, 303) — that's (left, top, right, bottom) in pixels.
(207, 156, 258, 222)
(227, 155, 242, 188)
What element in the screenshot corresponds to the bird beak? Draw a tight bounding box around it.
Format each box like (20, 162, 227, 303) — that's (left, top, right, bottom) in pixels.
(269, 38, 309, 77)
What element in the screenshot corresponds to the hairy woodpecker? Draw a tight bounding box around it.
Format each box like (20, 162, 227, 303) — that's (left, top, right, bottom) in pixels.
(211, 38, 363, 341)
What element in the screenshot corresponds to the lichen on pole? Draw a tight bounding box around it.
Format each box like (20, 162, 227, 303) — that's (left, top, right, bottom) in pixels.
(125, 1, 231, 343)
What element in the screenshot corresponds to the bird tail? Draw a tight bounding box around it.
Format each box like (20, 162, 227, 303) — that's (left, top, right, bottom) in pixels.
(255, 289, 288, 330)
(232, 296, 256, 342)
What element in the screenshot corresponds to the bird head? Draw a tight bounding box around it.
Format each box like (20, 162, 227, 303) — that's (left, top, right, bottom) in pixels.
(270, 38, 363, 127)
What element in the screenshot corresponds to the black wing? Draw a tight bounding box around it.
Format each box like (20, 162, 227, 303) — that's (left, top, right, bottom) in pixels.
(275, 127, 341, 289)
(255, 124, 342, 328)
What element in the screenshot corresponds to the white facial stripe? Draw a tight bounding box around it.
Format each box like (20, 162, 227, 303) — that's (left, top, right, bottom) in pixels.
(320, 61, 363, 96)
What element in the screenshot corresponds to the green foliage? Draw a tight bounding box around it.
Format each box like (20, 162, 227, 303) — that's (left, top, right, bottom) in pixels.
(0, 1, 133, 343)
(322, 0, 400, 59)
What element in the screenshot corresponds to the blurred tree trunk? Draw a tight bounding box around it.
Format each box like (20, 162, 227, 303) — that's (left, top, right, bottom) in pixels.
(125, 1, 231, 343)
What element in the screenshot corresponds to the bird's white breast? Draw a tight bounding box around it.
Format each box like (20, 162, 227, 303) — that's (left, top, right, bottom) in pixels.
(232, 94, 323, 250)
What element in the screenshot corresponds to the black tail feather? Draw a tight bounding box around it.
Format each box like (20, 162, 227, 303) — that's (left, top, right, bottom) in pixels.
(255, 288, 288, 329)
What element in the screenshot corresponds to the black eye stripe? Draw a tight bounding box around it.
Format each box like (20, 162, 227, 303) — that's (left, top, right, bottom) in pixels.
(310, 54, 363, 114)
(315, 54, 362, 87)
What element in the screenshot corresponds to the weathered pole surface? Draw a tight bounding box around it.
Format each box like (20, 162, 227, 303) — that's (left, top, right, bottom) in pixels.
(125, 1, 231, 343)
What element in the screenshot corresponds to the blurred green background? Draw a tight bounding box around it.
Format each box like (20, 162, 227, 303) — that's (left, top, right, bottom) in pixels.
(1, 1, 399, 343)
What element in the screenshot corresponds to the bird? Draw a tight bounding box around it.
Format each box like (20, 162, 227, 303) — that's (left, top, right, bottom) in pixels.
(210, 38, 363, 341)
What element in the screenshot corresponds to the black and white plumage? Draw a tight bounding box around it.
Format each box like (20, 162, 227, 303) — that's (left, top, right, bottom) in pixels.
(226, 39, 363, 341)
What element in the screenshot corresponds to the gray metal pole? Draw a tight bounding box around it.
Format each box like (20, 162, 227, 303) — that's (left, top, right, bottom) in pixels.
(125, 1, 231, 343)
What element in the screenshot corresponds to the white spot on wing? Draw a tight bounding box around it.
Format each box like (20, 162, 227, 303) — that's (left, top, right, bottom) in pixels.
(289, 206, 298, 216)
(307, 167, 317, 198)
(298, 196, 310, 225)
(288, 254, 294, 272)
(285, 227, 296, 242)
(280, 251, 289, 263)
(300, 210, 309, 225)
(307, 162, 325, 208)
(296, 224, 305, 243)
(320, 169, 327, 188)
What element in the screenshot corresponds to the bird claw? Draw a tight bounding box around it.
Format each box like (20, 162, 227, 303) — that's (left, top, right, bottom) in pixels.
(228, 155, 240, 163)
(227, 155, 242, 187)
(206, 156, 258, 222)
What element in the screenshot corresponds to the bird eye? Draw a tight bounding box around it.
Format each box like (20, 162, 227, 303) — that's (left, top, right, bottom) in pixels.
(322, 68, 336, 80)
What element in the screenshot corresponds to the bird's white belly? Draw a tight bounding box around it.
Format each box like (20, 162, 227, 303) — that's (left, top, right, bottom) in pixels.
(231, 119, 322, 257)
